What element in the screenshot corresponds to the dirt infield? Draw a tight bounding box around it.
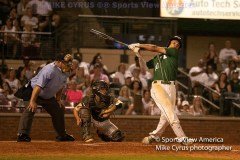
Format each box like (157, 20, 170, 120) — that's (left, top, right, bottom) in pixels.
(0, 141, 239, 160)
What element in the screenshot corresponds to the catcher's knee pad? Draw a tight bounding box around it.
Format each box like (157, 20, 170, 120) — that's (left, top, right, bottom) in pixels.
(111, 130, 125, 142)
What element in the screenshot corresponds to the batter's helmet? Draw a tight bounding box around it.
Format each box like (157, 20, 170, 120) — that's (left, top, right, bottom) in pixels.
(167, 36, 182, 48)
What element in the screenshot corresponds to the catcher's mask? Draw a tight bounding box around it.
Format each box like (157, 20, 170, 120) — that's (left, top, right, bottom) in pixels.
(167, 36, 182, 48)
(91, 80, 110, 103)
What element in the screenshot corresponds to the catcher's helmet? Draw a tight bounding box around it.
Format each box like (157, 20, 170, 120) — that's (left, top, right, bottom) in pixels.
(167, 36, 182, 48)
(91, 80, 111, 105)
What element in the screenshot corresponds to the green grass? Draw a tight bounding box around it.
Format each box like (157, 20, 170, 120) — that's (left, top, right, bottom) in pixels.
(0, 155, 230, 160)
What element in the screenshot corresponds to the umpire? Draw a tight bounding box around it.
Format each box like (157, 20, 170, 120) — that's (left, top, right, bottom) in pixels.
(17, 53, 75, 142)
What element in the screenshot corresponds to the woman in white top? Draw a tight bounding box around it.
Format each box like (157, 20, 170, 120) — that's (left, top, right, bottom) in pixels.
(5, 69, 21, 94)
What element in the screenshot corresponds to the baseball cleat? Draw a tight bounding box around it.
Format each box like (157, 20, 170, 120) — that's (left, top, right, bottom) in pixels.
(84, 138, 94, 143)
(17, 133, 31, 142)
(142, 136, 156, 144)
(56, 134, 75, 142)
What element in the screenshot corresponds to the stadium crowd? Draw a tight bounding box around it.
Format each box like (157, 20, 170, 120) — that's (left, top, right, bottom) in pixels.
(0, 1, 239, 117)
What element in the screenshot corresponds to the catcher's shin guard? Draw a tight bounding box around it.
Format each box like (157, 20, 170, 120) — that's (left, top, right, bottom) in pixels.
(111, 130, 125, 142)
(80, 107, 93, 142)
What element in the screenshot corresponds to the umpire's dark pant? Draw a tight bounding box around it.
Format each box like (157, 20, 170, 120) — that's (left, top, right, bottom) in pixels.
(18, 97, 66, 137)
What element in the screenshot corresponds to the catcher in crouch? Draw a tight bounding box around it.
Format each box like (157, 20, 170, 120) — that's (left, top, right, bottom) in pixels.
(73, 80, 125, 142)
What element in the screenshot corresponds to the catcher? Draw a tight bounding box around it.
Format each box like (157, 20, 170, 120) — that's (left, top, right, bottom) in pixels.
(73, 80, 125, 142)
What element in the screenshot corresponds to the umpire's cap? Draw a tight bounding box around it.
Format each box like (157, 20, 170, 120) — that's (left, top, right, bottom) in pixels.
(168, 36, 182, 48)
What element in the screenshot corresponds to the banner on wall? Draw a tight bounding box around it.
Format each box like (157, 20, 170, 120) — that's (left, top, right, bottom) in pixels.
(160, 0, 240, 20)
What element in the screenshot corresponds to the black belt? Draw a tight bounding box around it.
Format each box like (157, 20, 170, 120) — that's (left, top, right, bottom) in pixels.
(153, 80, 175, 85)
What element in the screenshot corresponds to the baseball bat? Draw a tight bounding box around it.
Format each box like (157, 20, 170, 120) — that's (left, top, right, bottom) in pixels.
(90, 29, 129, 47)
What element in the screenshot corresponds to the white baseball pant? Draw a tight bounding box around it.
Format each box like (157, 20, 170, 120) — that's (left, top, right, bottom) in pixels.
(150, 80, 186, 138)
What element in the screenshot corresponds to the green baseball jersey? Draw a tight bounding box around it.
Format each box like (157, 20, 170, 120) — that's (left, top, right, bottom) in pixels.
(146, 48, 178, 81)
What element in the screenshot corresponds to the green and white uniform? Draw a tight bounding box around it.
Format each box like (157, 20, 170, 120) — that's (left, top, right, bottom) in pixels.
(146, 48, 186, 139)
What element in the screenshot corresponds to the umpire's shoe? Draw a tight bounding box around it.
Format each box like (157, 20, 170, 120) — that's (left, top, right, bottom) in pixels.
(56, 133, 75, 142)
(17, 133, 31, 142)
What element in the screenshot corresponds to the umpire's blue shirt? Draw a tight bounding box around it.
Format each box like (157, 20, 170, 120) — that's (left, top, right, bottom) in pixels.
(31, 62, 68, 99)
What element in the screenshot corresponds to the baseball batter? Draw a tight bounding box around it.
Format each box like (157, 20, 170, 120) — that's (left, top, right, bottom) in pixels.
(73, 80, 125, 142)
(128, 36, 193, 145)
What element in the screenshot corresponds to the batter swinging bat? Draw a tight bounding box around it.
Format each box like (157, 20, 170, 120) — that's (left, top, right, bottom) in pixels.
(90, 29, 129, 47)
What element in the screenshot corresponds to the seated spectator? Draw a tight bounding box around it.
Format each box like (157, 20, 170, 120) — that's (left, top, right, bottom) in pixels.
(219, 40, 237, 70)
(5, 68, 21, 94)
(131, 67, 148, 89)
(203, 42, 218, 71)
(124, 71, 132, 88)
(212, 72, 232, 115)
(1, 18, 19, 58)
(65, 80, 83, 105)
(72, 67, 89, 91)
(21, 56, 34, 80)
(130, 80, 143, 115)
(128, 56, 140, 74)
(21, 7, 38, 30)
(89, 53, 108, 75)
(202, 65, 218, 87)
(142, 89, 160, 115)
(117, 85, 134, 115)
(178, 100, 192, 116)
(16, 66, 28, 86)
(229, 70, 240, 94)
(68, 59, 79, 81)
(224, 60, 237, 80)
(90, 63, 109, 83)
(189, 96, 207, 116)
(73, 51, 89, 76)
(2, 81, 15, 100)
(27, 0, 52, 16)
(189, 59, 206, 94)
(17, 0, 30, 17)
(111, 63, 127, 86)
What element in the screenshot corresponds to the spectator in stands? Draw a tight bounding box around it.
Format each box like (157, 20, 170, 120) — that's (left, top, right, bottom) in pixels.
(202, 65, 218, 87)
(5, 68, 21, 94)
(229, 70, 240, 94)
(142, 89, 160, 115)
(212, 72, 231, 105)
(72, 67, 89, 91)
(65, 80, 83, 105)
(21, 56, 34, 80)
(68, 59, 79, 81)
(16, 66, 28, 86)
(89, 53, 108, 75)
(219, 40, 237, 70)
(203, 42, 218, 71)
(224, 60, 237, 80)
(27, 0, 52, 16)
(128, 56, 140, 74)
(131, 67, 148, 89)
(124, 72, 132, 89)
(50, 11, 60, 32)
(2, 81, 15, 100)
(90, 63, 109, 83)
(178, 100, 191, 116)
(73, 51, 89, 76)
(117, 85, 134, 115)
(189, 96, 207, 116)
(111, 63, 127, 86)
(21, 6, 38, 30)
(189, 59, 206, 94)
(1, 18, 19, 58)
(130, 80, 143, 115)
(17, 0, 30, 17)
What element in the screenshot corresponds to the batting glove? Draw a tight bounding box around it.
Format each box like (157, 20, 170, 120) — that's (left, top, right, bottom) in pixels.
(128, 43, 140, 49)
